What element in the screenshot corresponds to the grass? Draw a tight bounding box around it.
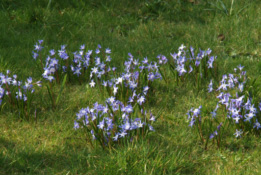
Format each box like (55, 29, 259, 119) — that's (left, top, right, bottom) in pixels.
(0, 0, 261, 174)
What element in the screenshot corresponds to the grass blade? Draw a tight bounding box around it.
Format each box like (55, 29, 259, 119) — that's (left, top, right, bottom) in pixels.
(55, 74, 67, 105)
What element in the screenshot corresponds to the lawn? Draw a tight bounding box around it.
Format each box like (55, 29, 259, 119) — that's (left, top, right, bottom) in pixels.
(0, 0, 261, 174)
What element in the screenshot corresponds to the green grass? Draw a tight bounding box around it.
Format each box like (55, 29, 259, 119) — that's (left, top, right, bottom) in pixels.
(0, 0, 261, 174)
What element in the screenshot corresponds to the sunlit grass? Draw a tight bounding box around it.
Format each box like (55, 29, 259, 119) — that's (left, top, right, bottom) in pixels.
(0, 0, 260, 174)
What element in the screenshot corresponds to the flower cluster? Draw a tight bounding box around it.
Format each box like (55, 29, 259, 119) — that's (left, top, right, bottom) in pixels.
(5, 40, 261, 150)
(74, 97, 156, 148)
(74, 53, 163, 148)
(187, 105, 202, 128)
(32, 40, 44, 60)
(170, 45, 216, 77)
(211, 65, 261, 134)
(32, 40, 119, 109)
(98, 54, 161, 98)
(187, 65, 261, 149)
(0, 70, 41, 118)
(33, 40, 115, 84)
(70, 44, 114, 81)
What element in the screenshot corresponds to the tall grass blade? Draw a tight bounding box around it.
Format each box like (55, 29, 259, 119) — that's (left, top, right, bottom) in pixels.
(55, 74, 67, 105)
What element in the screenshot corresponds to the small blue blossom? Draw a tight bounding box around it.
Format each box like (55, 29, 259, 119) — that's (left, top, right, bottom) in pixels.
(234, 129, 243, 138)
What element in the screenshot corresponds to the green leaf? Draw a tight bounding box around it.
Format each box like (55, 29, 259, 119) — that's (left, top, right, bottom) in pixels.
(158, 68, 167, 84)
(46, 84, 54, 107)
(55, 74, 67, 105)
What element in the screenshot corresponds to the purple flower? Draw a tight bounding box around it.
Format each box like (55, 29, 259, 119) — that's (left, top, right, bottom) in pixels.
(46, 75, 55, 82)
(208, 80, 213, 92)
(207, 56, 215, 68)
(211, 110, 217, 118)
(176, 64, 187, 76)
(38, 40, 43, 44)
(217, 122, 222, 130)
(179, 44, 186, 51)
(254, 120, 261, 130)
(125, 105, 133, 113)
(113, 134, 119, 141)
(238, 83, 244, 92)
(116, 77, 123, 85)
(238, 64, 244, 71)
(106, 55, 112, 62)
(234, 129, 243, 138)
(89, 80, 95, 87)
(74, 121, 79, 130)
(148, 72, 155, 81)
(189, 117, 195, 127)
(107, 96, 115, 104)
(195, 60, 200, 67)
(95, 49, 100, 54)
(123, 121, 131, 130)
(113, 86, 118, 95)
(233, 115, 241, 123)
(249, 104, 257, 113)
(119, 130, 127, 138)
(193, 106, 202, 116)
(149, 125, 155, 131)
(73, 67, 82, 77)
(142, 57, 148, 64)
(49, 49, 55, 56)
(217, 82, 228, 91)
(91, 130, 96, 140)
(97, 120, 105, 129)
(157, 55, 168, 64)
(80, 44, 85, 50)
(105, 48, 111, 54)
(137, 95, 145, 105)
(34, 43, 43, 51)
(32, 52, 39, 60)
(188, 65, 193, 73)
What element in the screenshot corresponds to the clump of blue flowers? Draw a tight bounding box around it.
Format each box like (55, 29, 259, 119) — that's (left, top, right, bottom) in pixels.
(74, 97, 156, 149)
(32, 40, 116, 109)
(187, 65, 261, 149)
(91, 52, 162, 104)
(0, 70, 41, 119)
(33, 41, 114, 84)
(158, 45, 217, 90)
(6, 40, 260, 150)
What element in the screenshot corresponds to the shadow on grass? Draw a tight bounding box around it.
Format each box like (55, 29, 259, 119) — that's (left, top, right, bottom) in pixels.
(0, 133, 202, 175)
(0, 137, 93, 174)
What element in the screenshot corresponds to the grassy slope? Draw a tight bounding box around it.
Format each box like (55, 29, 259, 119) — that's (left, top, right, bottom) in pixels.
(0, 0, 261, 174)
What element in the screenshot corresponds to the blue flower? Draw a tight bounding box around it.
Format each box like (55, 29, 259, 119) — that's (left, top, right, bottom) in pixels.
(149, 125, 155, 131)
(254, 120, 261, 130)
(74, 121, 79, 130)
(125, 105, 133, 113)
(193, 106, 202, 117)
(234, 129, 243, 138)
(209, 134, 215, 139)
(208, 80, 213, 92)
(189, 117, 195, 127)
(119, 130, 127, 138)
(80, 44, 85, 50)
(233, 115, 241, 123)
(97, 120, 105, 130)
(32, 52, 39, 60)
(207, 56, 215, 68)
(105, 48, 111, 54)
(137, 95, 145, 105)
(113, 134, 119, 141)
(34, 43, 43, 51)
(89, 80, 95, 87)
